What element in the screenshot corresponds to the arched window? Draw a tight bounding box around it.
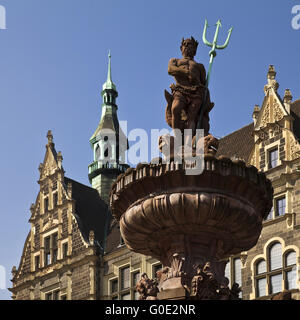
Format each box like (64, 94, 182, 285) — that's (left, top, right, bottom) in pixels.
(254, 242, 298, 298)
(255, 259, 267, 298)
(269, 242, 282, 294)
(285, 251, 297, 290)
(95, 145, 101, 160)
(269, 242, 282, 270)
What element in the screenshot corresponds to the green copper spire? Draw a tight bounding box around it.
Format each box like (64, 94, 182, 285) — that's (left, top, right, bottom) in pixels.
(102, 50, 116, 91)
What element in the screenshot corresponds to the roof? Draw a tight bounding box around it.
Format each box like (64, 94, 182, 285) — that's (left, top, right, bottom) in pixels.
(216, 123, 254, 161)
(64, 177, 109, 249)
(105, 218, 121, 254)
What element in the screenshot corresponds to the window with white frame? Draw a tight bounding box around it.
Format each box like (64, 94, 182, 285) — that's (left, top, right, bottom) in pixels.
(275, 197, 286, 217)
(264, 196, 286, 220)
(254, 242, 297, 298)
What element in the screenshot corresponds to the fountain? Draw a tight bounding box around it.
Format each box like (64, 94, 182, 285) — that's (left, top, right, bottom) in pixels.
(109, 23, 273, 300)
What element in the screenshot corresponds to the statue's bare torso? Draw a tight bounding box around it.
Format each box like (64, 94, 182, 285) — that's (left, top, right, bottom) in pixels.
(168, 57, 206, 88)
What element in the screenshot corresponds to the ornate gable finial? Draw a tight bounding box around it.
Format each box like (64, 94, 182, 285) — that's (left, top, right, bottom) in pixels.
(38, 163, 44, 175)
(267, 65, 276, 80)
(252, 105, 260, 125)
(11, 266, 17, 278)
(47, 130, 54, 147)
(264, 65, 279, 95)
(89, 230, 95, 245)
(30, 203, 35, 215)
(57, 151, 63, 169)
(284, 89, 293, 104)
(284, 89, 293, 114)
(67, 181, 72, 197)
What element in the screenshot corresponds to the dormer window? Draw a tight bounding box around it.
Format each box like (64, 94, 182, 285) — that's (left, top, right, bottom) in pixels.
(268, 148, 278, 169)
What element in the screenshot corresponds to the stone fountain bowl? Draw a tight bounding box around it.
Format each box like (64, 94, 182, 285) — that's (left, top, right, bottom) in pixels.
(110, 155, 273, 264)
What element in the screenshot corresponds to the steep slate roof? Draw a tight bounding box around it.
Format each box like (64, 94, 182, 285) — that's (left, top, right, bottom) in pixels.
(105, 219, 121, 254)
(90, 113, 119, 141)
(64, 177, 109, 249)
(216, 123, 254, 161)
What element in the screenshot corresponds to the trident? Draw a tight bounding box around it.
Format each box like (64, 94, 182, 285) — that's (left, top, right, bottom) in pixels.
(196, 19, 233, 130)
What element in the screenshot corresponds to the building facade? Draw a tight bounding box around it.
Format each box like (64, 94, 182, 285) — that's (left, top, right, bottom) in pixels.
(218, 65, 300, 299)
(9, 131, 109, 300)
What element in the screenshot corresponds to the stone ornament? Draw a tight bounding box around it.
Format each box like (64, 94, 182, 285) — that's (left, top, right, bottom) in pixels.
(190, 262, 241, 300)
(136, 273, 158, 300)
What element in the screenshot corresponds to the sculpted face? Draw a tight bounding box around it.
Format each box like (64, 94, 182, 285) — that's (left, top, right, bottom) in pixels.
(180, 39, 197, 58)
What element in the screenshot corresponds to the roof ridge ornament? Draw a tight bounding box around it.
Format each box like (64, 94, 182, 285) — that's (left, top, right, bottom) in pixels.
(46, 130, 54, 147)
(264, 65, 279, 95)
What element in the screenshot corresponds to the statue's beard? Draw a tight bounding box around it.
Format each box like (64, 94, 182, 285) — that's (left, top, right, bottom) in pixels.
(182, 48, 195, 58)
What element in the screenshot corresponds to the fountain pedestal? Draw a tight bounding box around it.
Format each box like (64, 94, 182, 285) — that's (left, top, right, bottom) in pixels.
(110, 156, 273, 300)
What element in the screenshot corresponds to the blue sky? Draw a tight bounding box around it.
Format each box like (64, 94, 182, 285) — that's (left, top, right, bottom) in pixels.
(1, 0, 300, 299)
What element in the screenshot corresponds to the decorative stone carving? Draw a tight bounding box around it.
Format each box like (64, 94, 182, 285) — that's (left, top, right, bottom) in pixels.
(57, 151, 63, 169)
(290, 136, 300, 160)
(261, 103, 270, 127)
(89, 230, 95, 245)
(285, 213, 294, 228)
(11, 266, 17, 277)
(240, 253, 248, 267)
(136, 273, 159, 300)
(264, 65, 279, 94)
(47, 130, 54, 147)
(284, 89, 293, 104)
(273, 101, 284, 122)
(273, 123, 281, 136)
(190, 262, 241, 300)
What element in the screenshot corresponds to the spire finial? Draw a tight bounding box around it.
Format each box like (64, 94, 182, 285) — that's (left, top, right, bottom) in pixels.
(102, 50, 116, 91)
(107, 49, 112, 82)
